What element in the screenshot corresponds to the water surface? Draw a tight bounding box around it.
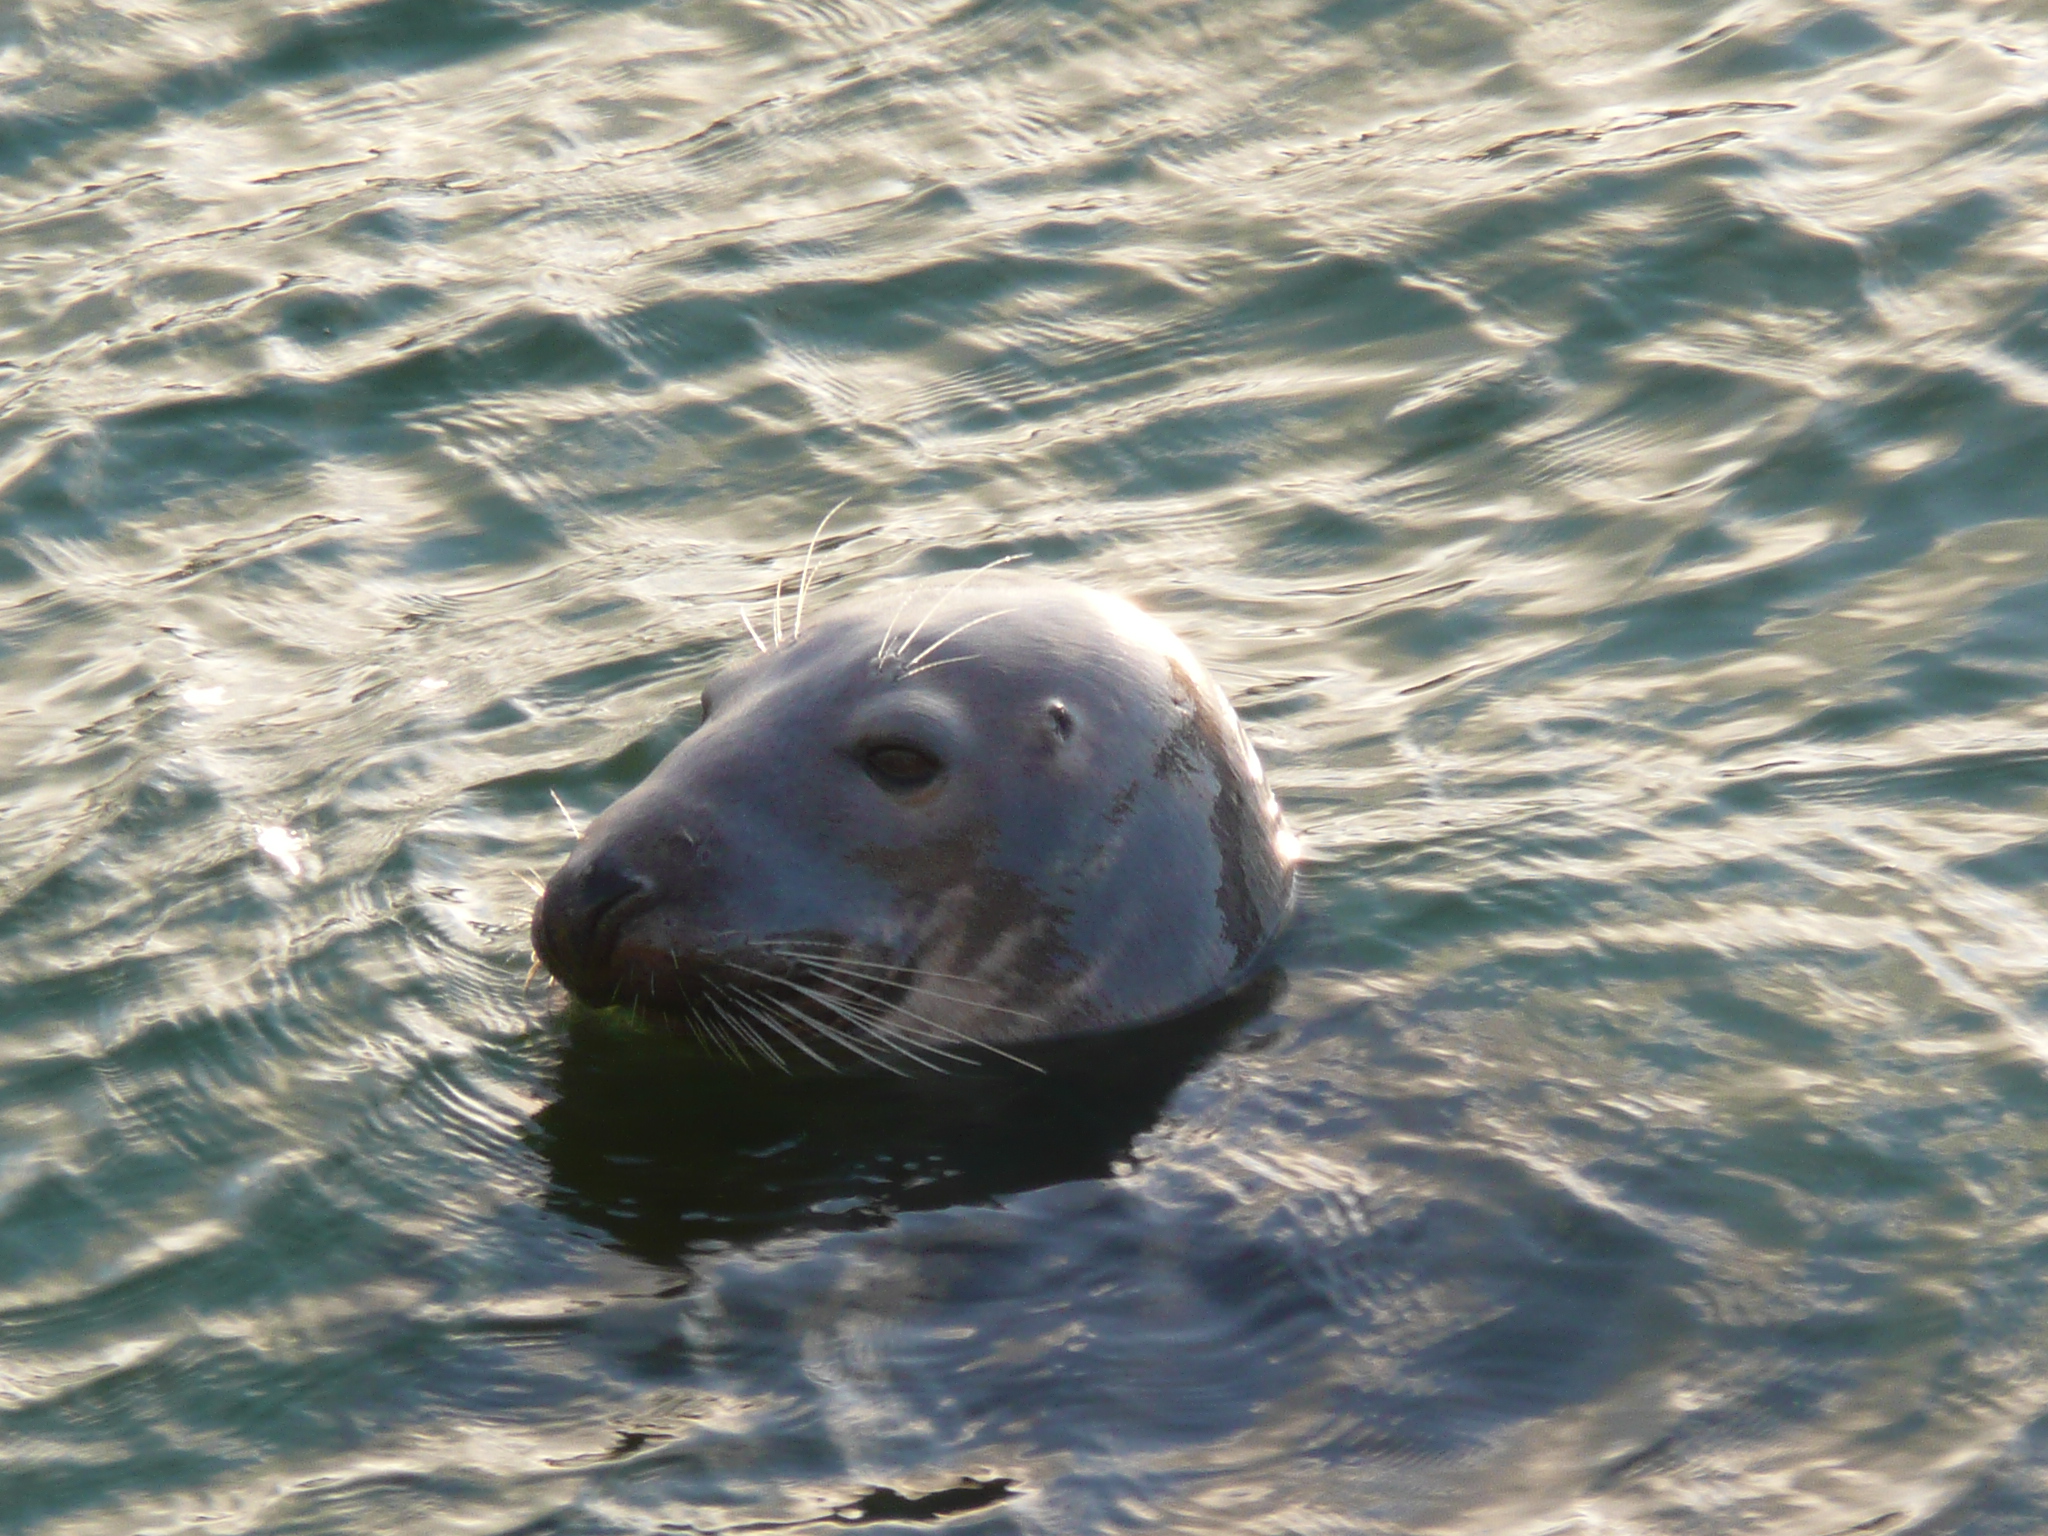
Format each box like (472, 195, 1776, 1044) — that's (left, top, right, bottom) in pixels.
(7, 1, 2048, 1531)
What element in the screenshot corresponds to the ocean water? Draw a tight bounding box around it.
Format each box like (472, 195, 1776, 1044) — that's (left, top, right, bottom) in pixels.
(7, 0, 2048, 1531)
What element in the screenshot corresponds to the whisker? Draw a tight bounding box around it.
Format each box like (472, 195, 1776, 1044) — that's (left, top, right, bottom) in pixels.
(738, 605, 769, 653)
(697, 1000, 753, 1068)
(835, 985, 1033, 1071)
(755, 943, 995, 987)
(523, 957, 543, 991)
(675, 1000, 714, 1059)
(900, 608, 1018, 673)
(808, 992, 971, 1072)
(771, 576, 785, 648)
(898, 654, 980, 679)
(761, 947, 1047, 1023)
(696, 1005, 747, 1068)
(770, 962, 983, 1073)
(725, 988, 841, 1073)
(517, 869, 545, 896)
(856, 995, 1043, 1072)
(712, 987, 823, 1073)
(820, 988, 981, 1069)
(888, 555, 1022, 663)
(550, 790, 583, 839)
(721, 960, 915, 1075)
(755, 941, 1044, 1002)
(874, 587, 918, 666)
(810, 1001, 940, 1072)
(792, 499, 849, 641)
(819, 987, 987, 1073)
(708, 986, 805, 1073)
(686, 971, 779, 1070)
(667, 950, 741, 1066)
(703, 995, 767, 1068)
(753, 951, 1043, 1071)
(865, 1005, 1027, 1067)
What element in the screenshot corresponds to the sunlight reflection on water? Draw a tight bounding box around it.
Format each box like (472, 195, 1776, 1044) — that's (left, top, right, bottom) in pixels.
(5, 0, 2048, 1531)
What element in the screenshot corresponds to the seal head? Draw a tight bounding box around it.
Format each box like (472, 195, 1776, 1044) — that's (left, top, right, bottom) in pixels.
(531, 574, 1295, 1072)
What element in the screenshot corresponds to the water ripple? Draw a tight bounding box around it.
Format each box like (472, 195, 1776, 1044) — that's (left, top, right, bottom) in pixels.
(8, 0, 2048, 1530)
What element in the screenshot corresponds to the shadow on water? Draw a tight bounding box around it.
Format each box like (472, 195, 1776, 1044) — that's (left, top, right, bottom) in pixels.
(531, 972, 1287, 1265)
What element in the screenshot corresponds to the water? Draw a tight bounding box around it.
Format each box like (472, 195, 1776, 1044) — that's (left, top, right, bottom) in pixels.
(6, 0, 2048, 1530)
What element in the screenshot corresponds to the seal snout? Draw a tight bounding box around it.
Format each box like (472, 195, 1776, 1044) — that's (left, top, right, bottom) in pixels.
(532, 844, 656, 1002)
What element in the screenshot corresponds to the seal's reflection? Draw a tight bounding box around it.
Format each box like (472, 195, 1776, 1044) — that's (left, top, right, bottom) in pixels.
(533, 972, 1283, 1263)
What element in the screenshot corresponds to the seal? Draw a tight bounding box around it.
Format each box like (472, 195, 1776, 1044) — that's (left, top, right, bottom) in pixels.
(530, 572, 1296, 1073)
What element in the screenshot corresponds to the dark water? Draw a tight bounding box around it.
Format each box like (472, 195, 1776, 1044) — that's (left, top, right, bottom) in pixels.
(7, 0, 2048, 1530)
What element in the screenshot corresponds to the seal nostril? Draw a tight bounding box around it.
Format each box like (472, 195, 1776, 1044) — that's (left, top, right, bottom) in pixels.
(536, 848, 655, 990)
(577, 855, 647, 931)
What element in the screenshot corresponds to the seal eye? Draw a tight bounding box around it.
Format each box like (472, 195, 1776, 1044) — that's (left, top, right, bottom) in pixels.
(862, 741, 943, 792)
